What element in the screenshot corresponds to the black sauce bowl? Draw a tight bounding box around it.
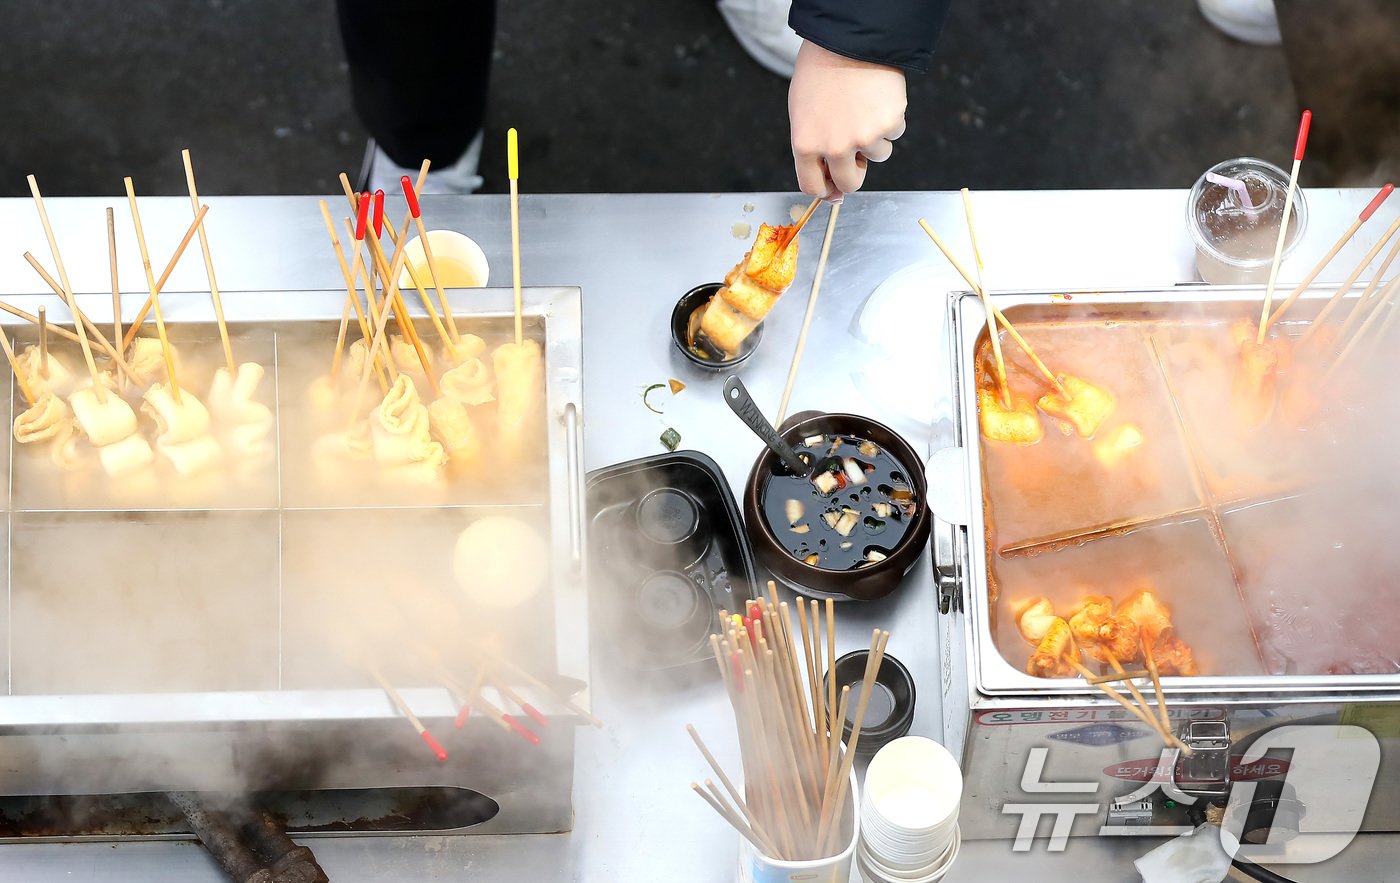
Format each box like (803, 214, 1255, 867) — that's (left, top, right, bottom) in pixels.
(742, 411, 930, 601)
(670, 282, 764, 372)
(824, 650, 916, 756)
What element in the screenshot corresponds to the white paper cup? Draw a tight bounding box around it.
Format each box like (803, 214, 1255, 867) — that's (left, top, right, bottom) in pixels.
(736, 767, 860, 883)
(398, 229, 490, 290)
(860, 737, 962, 868)
(857, 826, 960, 883)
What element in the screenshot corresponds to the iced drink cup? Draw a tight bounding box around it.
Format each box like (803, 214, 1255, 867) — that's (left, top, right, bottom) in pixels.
(1187, 157, 1308, 284)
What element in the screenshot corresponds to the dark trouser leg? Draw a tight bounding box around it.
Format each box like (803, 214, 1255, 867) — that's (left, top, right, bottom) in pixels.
(1275, 0, 1400, 183)
(335, 0, 497, 169)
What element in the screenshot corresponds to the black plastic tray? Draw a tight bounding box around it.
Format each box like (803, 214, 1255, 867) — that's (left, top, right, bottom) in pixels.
(586, 450, 759, 671)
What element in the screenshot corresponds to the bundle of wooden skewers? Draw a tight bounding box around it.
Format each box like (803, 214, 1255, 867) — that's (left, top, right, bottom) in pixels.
(5, 153, 276, 488)
(687, 582, 890, 861)
(331, 578, 602, 763)
(309, 129, 544, 486)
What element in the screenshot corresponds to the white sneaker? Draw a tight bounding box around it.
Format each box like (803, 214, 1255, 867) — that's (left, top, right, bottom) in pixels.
(369, 131, 485, 196)
(717, 0, 803, 78)
(1197, 0, 1282, 45)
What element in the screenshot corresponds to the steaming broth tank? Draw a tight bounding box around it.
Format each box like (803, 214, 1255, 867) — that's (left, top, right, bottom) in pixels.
(0, 286, 589, 839)
(928, 286, 1400, 840)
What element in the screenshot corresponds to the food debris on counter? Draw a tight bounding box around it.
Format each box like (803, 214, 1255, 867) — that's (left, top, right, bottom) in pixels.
(668, 378, 685, 395)
(730, 222, 752, 239)
(660, 427, 681, 451)
(643, 383, 667, 414)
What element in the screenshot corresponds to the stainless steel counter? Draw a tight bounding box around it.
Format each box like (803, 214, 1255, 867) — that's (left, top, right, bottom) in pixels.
(0, 189, 1394, 881)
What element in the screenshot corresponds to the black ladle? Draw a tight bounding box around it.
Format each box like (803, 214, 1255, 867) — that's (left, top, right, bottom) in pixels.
(722, 375, 809, 476)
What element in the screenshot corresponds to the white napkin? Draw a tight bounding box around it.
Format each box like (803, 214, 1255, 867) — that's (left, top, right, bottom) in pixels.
(1134, 825, 1232, 883)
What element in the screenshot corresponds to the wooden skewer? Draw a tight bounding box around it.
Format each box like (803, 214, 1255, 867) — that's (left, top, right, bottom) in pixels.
(324, 198, 362, 379)
(794, 596, 827, 776)
(182, 149, 236, 374)
(1103, 652, 1169, 741)
(918, 218, 1069, 398)
(1086, 669, 1150, 686)
(362, 225, 440, 395)
(341, 217, 402, 383)
(1069, 659, 1190, 754)
(1299, 213, 1400, 345)
(59, 294, 106, 402)
(776, 203, 839, 427)
(124, 178, 189, 402)
(488, 651, 603, 728)
(508, 128, 524, 345)
(37, 307, 48, 379)
(341, 181, 454, 352)
(0, 301, 98, 356)
(348, 226, 416, 423)
(706, 779, 782, 858)
(686, 724, 778, 852)
(817, 629, 887, 853)
(378, 210, 454, 350)
(692, 782, 772, 855)
(787, 197, 822, 242)
(22, 254, 140, 385)
(1142, 643, 1173, 739)
(365, 665, 449, 761)
(342, 187, 433, 386)
(1327, 275, 1400, 379)
(1257, 110, 1311, 345)
(961, 188, 1012, 409)
(25, 179, 110, 402)
(1336, 227, 1400, 342)
(319, 202, 390, 393)
(0, 324, 36, 407)
(488, 672, 549, 728)
(1265, 182, 1394, 331)
(108, 207, 122, 354)
(120, 202, 216, 353)
(817, 601, 828, 761)
(25, 175, 104, 402)
(749, 197, 823, 281)
(400, 174, 462, 346)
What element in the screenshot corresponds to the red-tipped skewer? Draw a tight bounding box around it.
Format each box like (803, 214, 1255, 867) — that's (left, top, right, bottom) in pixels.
(400, 174, 462, 344)
(1266, 182, 1394, 331)
(1257, 110, 1311, 344)
(367, 666, 449, 762)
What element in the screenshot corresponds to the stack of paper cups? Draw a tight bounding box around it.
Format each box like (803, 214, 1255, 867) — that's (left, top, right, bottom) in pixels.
(857, 736, 963, 883)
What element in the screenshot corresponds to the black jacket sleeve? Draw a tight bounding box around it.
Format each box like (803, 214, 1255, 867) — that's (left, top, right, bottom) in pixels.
(788, 0, 950, 73)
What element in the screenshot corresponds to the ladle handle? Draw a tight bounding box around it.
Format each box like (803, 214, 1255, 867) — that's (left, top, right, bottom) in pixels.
(722, 375, 808, 475)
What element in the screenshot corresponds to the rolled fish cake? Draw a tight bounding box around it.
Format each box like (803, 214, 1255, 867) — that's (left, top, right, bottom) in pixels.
(440, 358, 494, 405)
(142, 383, 212, 446)
(442, 333, 487, 366)
(97, 432, 155, 476)
(492, 339, 543, 456)
(371, 375, 446, 469)
(209, 362, 274, 458)
(69, 386, 138, 447)
(14, 392, 81, 469)
(428, 397, 482, 464)
(156, 435, 222, 476)
(17, 347, 78, 398)
(125, 337, 178, 390)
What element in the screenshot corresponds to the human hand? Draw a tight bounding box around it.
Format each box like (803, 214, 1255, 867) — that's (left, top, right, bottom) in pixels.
(788, 40, 907, 203)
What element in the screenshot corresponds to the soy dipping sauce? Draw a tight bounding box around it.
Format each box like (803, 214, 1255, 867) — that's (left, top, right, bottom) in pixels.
(760, 433, 918, 571)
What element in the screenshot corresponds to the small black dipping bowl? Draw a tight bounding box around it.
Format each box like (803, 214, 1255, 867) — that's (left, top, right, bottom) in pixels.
(742, 411, 931, 601)
(670, 282, 764, 372)
(824, 650, 916, 756)
(629, 487, 711, 569)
